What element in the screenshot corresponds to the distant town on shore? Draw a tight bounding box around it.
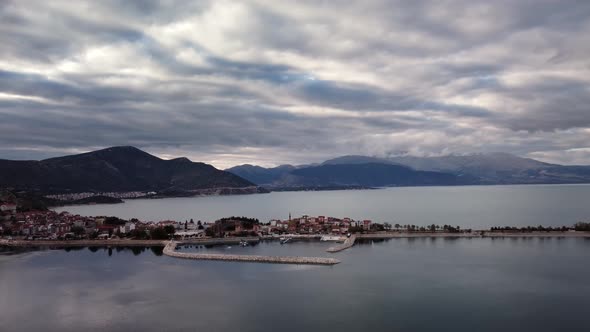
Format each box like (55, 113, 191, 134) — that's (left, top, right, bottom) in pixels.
(2, 189, 590, 243)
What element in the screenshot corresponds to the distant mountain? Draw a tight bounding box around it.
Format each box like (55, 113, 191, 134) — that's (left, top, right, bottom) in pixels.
(0, 146, 262, 195)
(386, 153, 583, 184)
(228, 162, 474, 188)
(226, 152, 590, 188)
(225, 164, 295, 185)
(322, 155, 396, 165)
(288, 163, 473, 187)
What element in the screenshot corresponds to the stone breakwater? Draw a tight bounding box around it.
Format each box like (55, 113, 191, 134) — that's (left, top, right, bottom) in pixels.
(163, 241, 340, 265)
(326, 235, 357, 253)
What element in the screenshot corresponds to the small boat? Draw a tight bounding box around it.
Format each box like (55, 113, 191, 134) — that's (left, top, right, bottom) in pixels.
(279, 237, 291, 245)
(239, 240, 249, 247)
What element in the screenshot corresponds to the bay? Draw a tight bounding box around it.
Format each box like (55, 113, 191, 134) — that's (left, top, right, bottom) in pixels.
(1, 238, 589, 332)
(55, 184, 590, 228)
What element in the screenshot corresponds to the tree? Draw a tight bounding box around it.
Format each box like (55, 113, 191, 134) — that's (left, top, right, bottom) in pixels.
(163, 225, 175, 235)
(151, 227, 169, 240)
(70, 226, 85, 236)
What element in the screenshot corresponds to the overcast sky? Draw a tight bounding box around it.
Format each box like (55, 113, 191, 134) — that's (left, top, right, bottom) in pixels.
(1, 0, 590, 168)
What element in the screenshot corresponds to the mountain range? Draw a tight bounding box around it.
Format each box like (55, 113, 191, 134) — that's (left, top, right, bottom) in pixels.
(227, 153, 590, 188)
(0, 146, 262, 195)
(2, 147, 589, 196)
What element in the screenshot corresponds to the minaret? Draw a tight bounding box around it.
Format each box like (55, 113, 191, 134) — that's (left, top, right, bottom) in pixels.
(289, 212, 291, 221)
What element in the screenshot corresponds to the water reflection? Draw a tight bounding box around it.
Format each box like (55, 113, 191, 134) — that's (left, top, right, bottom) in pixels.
(1, 239, 589, 332)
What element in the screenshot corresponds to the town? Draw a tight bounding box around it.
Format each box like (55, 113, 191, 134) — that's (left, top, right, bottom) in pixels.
(3, 190, 589, 242)
(0, 206, 384, 241)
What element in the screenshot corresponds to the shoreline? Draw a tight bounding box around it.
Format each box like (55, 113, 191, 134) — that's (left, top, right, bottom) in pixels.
(0, 237, 261, 248)
(47, 183, 590, 209)
(2, 232, 589, 249)
(358, 232, 590, 239)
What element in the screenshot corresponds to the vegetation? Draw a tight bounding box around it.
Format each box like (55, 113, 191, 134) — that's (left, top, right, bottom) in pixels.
(104, 216, 126, 225)
(0, 146, 254, 194)
(490, 225, 571, 232)
(574, 222, 590, 231)
(70, 226, 85, 236)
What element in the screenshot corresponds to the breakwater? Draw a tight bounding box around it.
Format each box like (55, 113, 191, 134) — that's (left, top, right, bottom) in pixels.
(326, 234, 357, 253)
(163, 241, 340, 265)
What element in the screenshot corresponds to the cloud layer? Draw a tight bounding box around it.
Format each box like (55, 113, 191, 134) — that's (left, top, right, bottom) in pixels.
(1, 0, 590, 167)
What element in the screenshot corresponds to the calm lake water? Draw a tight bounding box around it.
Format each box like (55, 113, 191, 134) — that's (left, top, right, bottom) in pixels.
(55, 184, 590, 228)
(1, 238, 589, 332)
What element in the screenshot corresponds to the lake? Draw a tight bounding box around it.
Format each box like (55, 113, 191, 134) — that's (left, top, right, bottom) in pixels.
(1, 238, 589, 332)
(55, 184, 590, 228)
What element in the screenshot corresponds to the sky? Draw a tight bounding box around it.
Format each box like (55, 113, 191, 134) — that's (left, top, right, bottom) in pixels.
(1, 0, 590, 168)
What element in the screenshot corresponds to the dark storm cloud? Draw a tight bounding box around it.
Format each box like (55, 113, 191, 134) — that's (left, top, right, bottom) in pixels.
(1, 0, 590, 167)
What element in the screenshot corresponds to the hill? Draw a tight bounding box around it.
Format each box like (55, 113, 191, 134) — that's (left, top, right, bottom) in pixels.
(227, 153, 590, 188)
(0, 146, 262, 195)
(289, 163, 473, 187)
(225, 164, 295, 185)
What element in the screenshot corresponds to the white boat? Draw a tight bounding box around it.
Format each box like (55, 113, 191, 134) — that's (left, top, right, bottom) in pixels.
(279, 237, 291, 244)
(239, 240, 249, 247)
(320, 235, 342, 242)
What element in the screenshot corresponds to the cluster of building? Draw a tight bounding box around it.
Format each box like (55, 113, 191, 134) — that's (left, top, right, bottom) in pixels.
(0, 210, 207, 240)
(0, 208, 380, 240)
(263, 215, 373, 235)
(45, 191, 156, 201)
(0, 191, 17, 222)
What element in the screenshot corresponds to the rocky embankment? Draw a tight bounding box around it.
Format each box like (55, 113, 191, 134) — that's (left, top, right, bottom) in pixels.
(163, 241, 340, 265)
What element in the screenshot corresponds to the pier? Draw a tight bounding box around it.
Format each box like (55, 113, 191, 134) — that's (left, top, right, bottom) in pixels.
(163, 241, 340, 265)
(326, 234, 357, 253)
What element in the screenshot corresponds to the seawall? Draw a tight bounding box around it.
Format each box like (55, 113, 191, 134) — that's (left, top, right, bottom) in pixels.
(163, 241, 340, 265)
(326, 235, 357, 253)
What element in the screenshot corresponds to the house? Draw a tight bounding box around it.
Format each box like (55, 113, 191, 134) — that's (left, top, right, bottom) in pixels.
(119, 221, 136, 234)
(0, 203, 17, 213)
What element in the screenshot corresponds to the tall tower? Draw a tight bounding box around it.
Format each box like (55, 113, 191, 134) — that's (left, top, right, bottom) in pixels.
(289, 212, 291, 221)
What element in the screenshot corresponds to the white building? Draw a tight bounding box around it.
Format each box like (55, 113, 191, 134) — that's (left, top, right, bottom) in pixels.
(119, 222, 136, 234)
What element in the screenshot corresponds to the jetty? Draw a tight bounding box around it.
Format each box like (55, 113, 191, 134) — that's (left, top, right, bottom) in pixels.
(326, 234, 357, 253)
(163, 241, 340, 265)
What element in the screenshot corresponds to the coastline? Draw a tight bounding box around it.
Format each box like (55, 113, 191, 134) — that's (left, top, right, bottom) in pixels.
(358, 232, 590, 239)
(3, 232, 589, 249)
(0, 237, 261, 248)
